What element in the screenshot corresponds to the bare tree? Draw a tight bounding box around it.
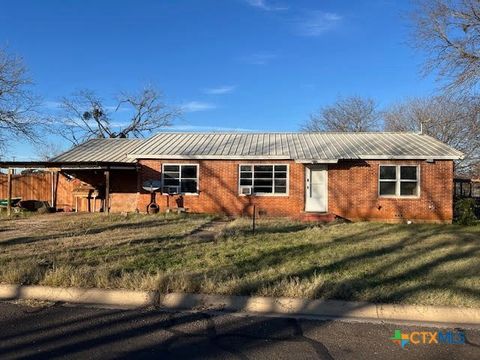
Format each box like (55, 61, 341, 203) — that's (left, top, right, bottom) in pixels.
(37, 142, 66, 161)
(302, 96, 380, 132)
(384, 94, 480, 175)
(412, 0, 480, 91)
(115, 87, 179, 138)
(0, 48, 41, 150)
(56, 86, 180, 145)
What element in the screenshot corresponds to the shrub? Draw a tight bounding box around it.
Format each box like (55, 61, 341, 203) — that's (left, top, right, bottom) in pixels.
(454, 198, 478, 226)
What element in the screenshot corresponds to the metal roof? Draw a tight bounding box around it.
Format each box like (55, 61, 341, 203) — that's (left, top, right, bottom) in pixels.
(45, 132, 464, 164)
(126, 132, 464, 162)
(50, 138, 143, 164)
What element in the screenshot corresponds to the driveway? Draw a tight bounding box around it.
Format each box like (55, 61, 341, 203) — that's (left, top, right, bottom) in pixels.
(0, 302, 479, 359)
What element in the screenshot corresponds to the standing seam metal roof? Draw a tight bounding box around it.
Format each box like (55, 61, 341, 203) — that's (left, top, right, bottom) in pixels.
(127, 132, 464, 161)
(49, 132, 464, 163)
(50, 138, 143, 163)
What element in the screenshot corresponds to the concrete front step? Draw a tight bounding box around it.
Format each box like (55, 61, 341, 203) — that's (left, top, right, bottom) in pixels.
(301, 212, 336, 223)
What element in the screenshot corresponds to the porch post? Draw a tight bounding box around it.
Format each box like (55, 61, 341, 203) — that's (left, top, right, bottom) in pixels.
(49, 169, 59, 211)
(6, 168, 12, 217)
(53, 171, 59, 209)
(51, 171, 54, 208)
(104, 169, 110, 214)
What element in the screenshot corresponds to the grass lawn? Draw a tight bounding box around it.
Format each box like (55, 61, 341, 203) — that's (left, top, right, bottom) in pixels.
(0, 213, 479, 307)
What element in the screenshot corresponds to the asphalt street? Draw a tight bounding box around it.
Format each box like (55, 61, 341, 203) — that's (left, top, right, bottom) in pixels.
(0, 301, 479, 359)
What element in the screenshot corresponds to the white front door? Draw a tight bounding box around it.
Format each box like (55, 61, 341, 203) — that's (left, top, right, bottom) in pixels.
(305, 165, 328, 212)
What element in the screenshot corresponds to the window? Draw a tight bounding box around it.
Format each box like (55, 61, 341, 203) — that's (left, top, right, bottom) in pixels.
(162, 164, 199, 194)
(239, 164, 288, 195)
(379, 165, 419, 197)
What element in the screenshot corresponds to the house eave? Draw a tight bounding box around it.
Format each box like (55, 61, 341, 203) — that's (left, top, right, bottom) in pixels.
(0, 161, 137, 170)
(357, 155, 464, 160)
(294, 159, 339, 164)
(127, 153, 462, 162)
(128, 154, 294, 160)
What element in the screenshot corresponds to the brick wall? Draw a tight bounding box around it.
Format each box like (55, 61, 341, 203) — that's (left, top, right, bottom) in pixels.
(137, 159, 304, 217)
(136, 159, 454, 223)
(1, 159, 454, 222)
(327, 160, 454, 223)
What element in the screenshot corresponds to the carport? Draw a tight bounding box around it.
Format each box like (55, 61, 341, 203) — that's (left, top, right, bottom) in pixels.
(0, 161, 137, 216)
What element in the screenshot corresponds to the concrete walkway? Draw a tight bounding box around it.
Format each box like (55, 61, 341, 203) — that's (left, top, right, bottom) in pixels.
(188, 219, 230, 242)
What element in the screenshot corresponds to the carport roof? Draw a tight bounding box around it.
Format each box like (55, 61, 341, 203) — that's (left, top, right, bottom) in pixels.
(50, 138, 143, 163)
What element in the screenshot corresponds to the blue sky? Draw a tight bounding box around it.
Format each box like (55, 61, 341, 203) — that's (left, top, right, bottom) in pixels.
(1, 0, 437, 160)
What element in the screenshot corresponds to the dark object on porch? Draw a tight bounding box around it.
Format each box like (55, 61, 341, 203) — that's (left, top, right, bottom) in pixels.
(175, 195, 184, 209)
(163, 194, 188, 214)
(147, 203, 160, 214)
(143, 180, 161, 215)
(18, 200, 54, 213)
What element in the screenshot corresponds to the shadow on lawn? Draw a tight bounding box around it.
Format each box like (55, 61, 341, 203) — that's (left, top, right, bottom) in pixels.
(3, 213, 480, 307)
(0, 216, 206, 247)
(1, 217, 219, 274)
(157, 221, 480, 307)
(1, 221, 480, 358)
(225, 222, 480, 305)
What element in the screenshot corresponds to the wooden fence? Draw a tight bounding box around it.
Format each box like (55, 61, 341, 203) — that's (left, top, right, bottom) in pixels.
(0, 172, 76, 210)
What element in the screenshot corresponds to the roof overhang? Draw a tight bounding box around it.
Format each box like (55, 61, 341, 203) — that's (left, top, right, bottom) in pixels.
(127, 154, 295, 160)
(127, 153, 463, 162)
(0, 161, 138, 170)
(295, 159, 339, 164)
(128, 154, 342, 163)
(357, 155, 464, 160)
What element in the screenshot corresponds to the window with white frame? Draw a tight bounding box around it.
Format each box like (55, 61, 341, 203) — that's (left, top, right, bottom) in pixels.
(162, 164, 199, 194)
(379, 165, 419, 197)
(239, 165, 288, 195)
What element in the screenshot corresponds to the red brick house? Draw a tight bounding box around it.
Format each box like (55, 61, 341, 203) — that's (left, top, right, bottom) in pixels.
(0, 132, 464, 223)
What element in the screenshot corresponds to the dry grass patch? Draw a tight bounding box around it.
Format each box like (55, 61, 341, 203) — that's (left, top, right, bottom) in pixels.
(1, 213, 479, 307)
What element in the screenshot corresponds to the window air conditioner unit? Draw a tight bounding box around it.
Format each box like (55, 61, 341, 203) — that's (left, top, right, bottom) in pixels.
(164, 186, 180, 195)
(240, 186, 252, 195)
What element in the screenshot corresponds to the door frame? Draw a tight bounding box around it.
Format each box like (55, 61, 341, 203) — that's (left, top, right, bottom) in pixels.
(304, 165, 328, 212)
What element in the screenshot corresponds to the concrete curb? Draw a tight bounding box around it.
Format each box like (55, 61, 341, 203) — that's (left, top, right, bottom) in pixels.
(1, 284, 480, 325)
(0, 284, 157, 307)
